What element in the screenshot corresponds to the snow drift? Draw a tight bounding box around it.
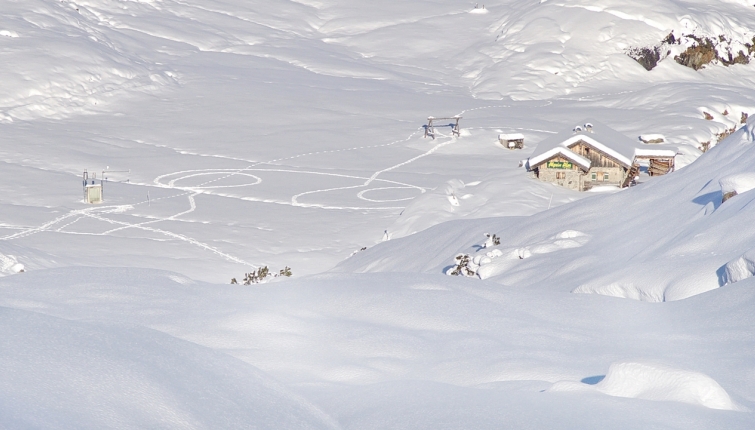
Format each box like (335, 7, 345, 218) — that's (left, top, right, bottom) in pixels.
(721, 248, 755, 286)
(596, 362, 736, 411)
(550, 361, 737, 411)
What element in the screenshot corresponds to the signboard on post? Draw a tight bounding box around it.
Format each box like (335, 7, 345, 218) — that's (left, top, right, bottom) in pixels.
(547, 160, 573, 169)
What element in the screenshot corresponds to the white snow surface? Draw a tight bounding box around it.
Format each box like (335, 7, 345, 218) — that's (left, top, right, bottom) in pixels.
(722, 248, 755, 286)
(2, 0, 755, 427)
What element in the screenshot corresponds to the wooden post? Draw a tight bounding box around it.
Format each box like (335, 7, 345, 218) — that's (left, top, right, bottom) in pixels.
(425, 117, 435, 139)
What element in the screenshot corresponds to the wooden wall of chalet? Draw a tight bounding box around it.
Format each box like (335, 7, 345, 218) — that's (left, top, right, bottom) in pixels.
(568, 140, 625, 169)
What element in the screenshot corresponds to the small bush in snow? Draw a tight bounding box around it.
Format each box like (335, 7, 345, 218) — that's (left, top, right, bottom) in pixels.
(483, 233, 500, 248)
(447, 254, 478, 277)
(231, 266, 292, 284)
(716, 126, 737, 143)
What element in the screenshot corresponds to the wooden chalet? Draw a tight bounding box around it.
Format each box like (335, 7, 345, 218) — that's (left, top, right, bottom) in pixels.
(524, 121, 677, 191)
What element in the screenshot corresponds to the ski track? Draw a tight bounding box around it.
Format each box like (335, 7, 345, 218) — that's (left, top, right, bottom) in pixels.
(80, 207, 254, 267)
(0, 196, 255, 268)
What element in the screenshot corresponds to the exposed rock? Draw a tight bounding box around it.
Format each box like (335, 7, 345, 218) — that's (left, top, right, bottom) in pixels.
(703, 111, 714, 120)
(627, 46, 662, 71)
(742, 112, 749, 124)
(661, 31, 676, 45)
(721, 50, 750, 66)
(675, 37, 717, 70)
(722, 191, 738, 203)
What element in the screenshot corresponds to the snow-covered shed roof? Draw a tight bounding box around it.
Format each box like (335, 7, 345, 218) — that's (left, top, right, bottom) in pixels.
(499, 133, 525, 141)
(528, 120, 660, 169)
(635, 146, 678, 158)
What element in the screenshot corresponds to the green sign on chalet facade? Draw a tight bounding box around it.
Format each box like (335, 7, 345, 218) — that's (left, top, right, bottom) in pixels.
(547, 160, 573, 169)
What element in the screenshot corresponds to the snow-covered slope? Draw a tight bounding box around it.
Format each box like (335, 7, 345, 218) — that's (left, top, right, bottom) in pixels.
(339, 116, 755, 302)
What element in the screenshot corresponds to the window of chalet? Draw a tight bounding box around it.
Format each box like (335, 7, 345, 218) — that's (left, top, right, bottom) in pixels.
(591, 172, 597, 180)
(556, 172, 565, 179)
(603, 173, 609, 181)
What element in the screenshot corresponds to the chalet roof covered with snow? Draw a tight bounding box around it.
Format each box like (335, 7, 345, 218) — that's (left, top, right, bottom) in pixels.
(528, 120, 661, 169)
(530, 147, 591, 170)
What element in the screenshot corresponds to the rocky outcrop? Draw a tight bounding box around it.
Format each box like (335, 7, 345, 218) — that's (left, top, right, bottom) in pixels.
(628, 32, 754, 71)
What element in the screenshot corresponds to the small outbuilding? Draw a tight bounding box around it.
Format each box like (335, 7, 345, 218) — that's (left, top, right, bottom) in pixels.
(85, 183, 103, 204)
(499, 133, 524, 149)
(524, 120, 677, 191)
(83, 170, 103, 204)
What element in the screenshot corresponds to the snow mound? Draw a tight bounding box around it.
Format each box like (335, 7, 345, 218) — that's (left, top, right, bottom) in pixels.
(0, 253, 24, 275)
(572, 282, 665, 302)
(596, 362, 736, 411)
(719, 173, 755, 195)
(549, 362, 736, 411)
(721, 248, 755, 286)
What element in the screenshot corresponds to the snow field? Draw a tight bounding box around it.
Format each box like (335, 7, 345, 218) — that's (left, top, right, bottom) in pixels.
(2, 0, 755, 427)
